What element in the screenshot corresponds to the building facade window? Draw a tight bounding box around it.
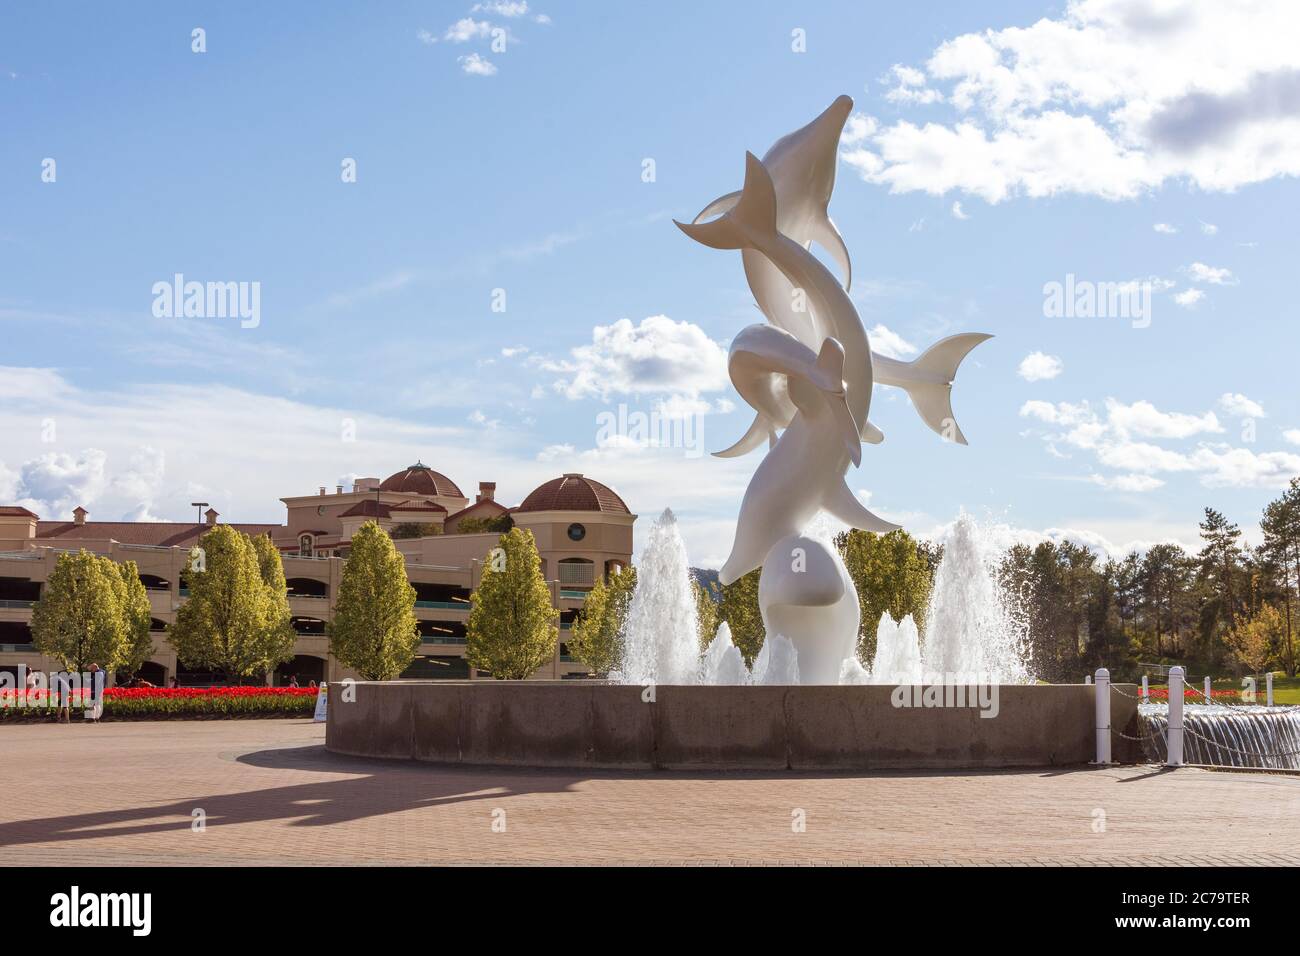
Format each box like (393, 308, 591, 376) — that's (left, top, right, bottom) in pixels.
(298, 534, 313, 557)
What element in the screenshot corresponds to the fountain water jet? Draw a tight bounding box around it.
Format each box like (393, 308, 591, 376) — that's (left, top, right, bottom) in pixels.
(617, 508, 700, 686)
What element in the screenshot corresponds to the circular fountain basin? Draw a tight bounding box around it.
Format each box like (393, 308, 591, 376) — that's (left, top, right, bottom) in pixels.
(325, 680, 1143, 771)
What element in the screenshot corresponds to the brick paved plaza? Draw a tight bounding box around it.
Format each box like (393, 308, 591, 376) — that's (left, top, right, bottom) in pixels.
(2, 719, 1299, 866)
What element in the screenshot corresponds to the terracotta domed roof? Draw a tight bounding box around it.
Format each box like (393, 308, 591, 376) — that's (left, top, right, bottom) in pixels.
(378, 461, 463, 498)
(517, 474, 630, 515)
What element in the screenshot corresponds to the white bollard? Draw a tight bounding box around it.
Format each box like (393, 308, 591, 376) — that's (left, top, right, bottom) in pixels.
(1204, 676, 1212, 703)
(1085, 675, 1092, 685)
(1094, 668, 1111, 764)
(1167, 666, 1185, 766)
(1267, 672, 1274, 707)
(1141, 674, 1149, 701)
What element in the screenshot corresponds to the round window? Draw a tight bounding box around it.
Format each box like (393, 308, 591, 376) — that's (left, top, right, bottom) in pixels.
(567, 523, 586, 541)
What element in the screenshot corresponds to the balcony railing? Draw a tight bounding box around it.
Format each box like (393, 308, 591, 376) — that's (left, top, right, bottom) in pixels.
(421, 635, 467, 645)
(557, 563, 595, 586)
(288, 593, 328, 600)
(559, 589, 588, 601)
(415, 600, 470, 610)
(0, 643, 34, 652)
(0, 599, 35, 608)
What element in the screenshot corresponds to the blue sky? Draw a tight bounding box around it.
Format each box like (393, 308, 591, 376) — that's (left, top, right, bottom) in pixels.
(3, 0, 1299, 567)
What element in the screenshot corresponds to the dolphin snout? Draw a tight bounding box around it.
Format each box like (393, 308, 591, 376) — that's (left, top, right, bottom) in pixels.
(822, 94, 854, 128)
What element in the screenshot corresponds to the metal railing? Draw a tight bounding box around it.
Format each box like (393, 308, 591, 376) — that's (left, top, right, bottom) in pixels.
(557, 563, 595, 586)
(559, 589, 589, 600)
(0, 599, 35, 608)
(415, 599, 469, 610)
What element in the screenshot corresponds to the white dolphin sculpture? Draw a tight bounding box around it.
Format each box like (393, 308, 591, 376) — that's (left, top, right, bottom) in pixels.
(692, 95, 991, 455)
(676, 153, 899, 586)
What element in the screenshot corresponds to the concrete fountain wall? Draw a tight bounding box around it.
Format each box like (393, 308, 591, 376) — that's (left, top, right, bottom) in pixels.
(326, 681, 1142, 770)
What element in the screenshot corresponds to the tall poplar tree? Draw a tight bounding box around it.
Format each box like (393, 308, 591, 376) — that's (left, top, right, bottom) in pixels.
(166, 525, 291, 683)
(328, 521, 419, 680)
(466, 527, 557, 679)
(31, 549, 129, 676)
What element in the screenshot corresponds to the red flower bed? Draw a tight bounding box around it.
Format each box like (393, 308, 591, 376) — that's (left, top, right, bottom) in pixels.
(1, 684, 321, 720)
(1145, 687, 1248, 702)
(104, 686, 318, 699)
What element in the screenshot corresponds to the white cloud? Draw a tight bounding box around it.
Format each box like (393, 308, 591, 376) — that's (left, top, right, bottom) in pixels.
(1105, 398, 1221, 439)
(1019, 393, 1300, 491)
(951, 200, 969, 219)
(445, 18, 493, 43)
(883, 64, 944, 105)
(1218, 392, 1265, 418)
(1173, 288, 1205, 307)
(501, 345, 529, 358)
(1017, 351, 1063, 382)
(1200, 220, 1219, 236)
(472, 1, 529, 16)
(1153, 222, 1178, 234)
(538, 315, 728, 400)
(1284, 429, 1300, 446)
(866, 323, 917, 360)
(457, 53, 497, 76)
(1188, 261, 1236, 284)
(1089, 473, 1165, 493)
(842, 0, 1300, 201)
(417, 29, 438, 45)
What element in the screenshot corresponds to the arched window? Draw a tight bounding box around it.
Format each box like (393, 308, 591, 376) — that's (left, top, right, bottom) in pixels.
(298, 534, 313, 557)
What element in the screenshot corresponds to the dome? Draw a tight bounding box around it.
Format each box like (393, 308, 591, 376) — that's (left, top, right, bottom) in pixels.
(378, 461, 464, 498)
(517, 473, 630, 515)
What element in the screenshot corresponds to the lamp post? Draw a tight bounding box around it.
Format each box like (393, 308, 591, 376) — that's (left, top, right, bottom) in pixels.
(190, 501, 209, 524)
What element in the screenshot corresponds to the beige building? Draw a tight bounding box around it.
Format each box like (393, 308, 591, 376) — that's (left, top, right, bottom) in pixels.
(0, 464, 635, 685)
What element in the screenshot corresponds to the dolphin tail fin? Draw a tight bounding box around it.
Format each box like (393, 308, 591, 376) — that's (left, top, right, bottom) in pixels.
(823, 479, 901, 534)
(692, 190, 741, 224)
(898, 333, 992, 445)
(674, 152, 777, 251)
(713, 411, 775, 458)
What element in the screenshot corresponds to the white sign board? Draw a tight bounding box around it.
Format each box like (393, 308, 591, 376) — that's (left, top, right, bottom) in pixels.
(313, 684, 328, 723)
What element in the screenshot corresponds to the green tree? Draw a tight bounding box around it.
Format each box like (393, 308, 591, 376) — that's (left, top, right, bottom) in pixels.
(1228, 604, 1283, 675)
(569, 566, 636, 676)
(692, 577, 719, 650)
(837, 529, 935, 663)
(250, 532, 296, 665)
(166, 525, 291, 683)
(1261, 479, 1300, 676)
(391, 522, 443, 539)
(455, 514, 514, 534)
(328, 521, 420, 680)
(1197, 507, 1244, 661)
(115, 560, 156, 680)
(466, 527, 557, 679)
(719, 569, 764, 665)
(30, 549, 130, 676)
